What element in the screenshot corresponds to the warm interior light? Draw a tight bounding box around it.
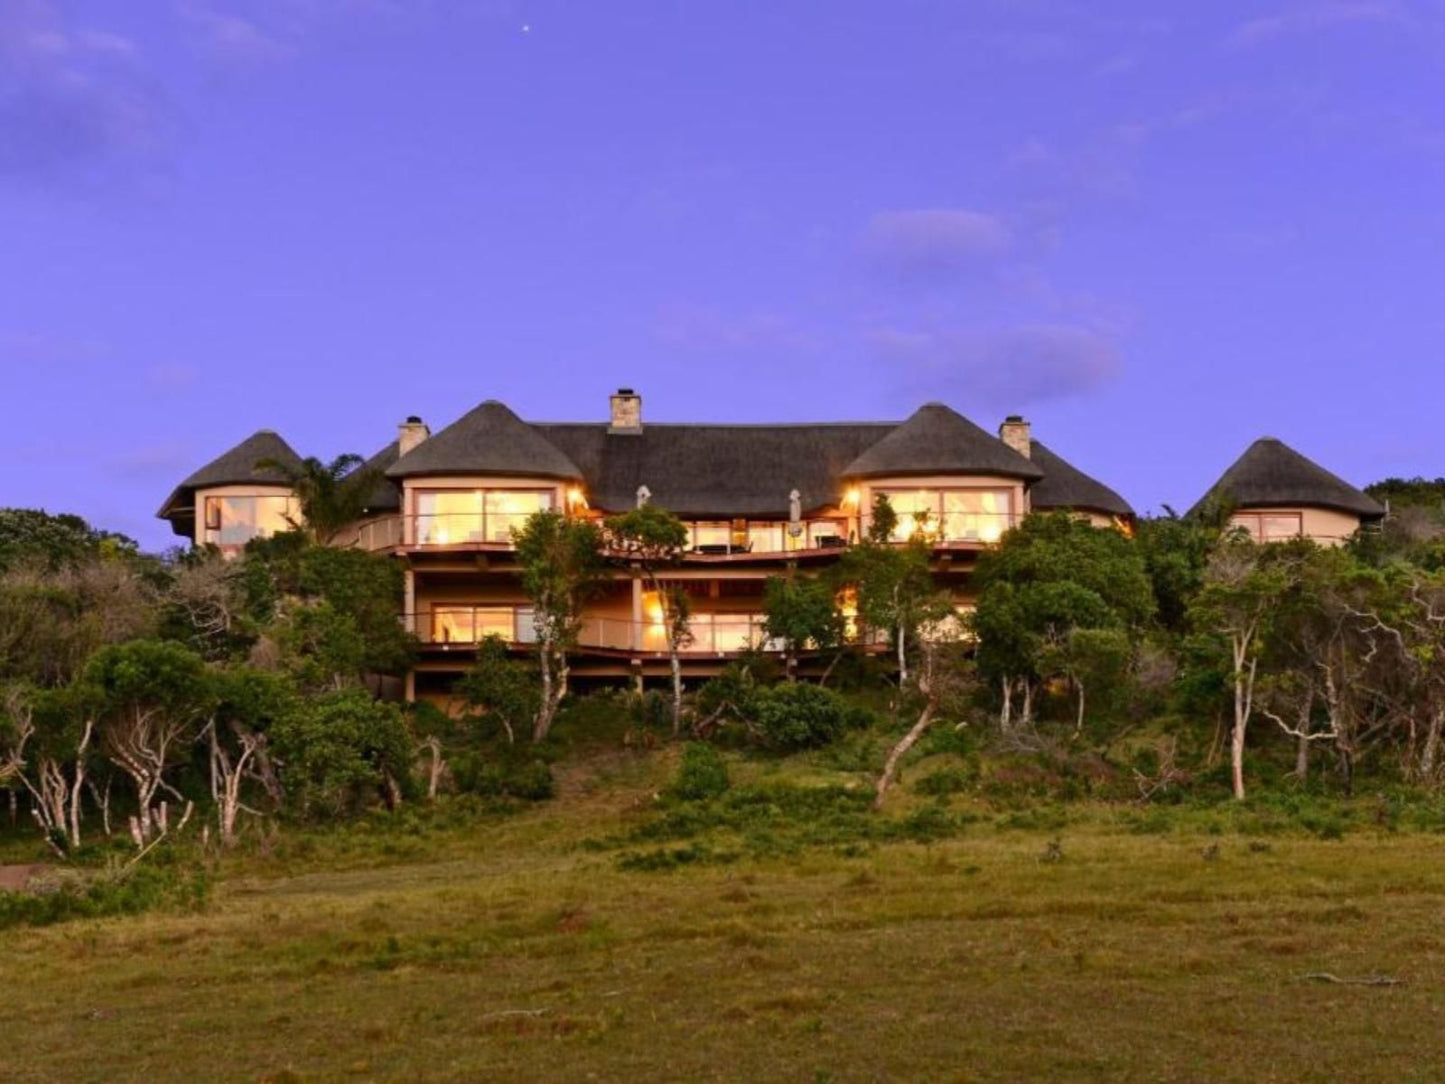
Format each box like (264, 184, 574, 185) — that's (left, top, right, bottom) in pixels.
(644, 591, 665, 625)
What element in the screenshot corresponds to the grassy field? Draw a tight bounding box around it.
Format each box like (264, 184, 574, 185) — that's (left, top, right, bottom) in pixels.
(4, 741, 1445, 1083)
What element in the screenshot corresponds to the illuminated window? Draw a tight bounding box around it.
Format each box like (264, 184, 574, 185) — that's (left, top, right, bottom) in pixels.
(748, 522, 787, 553)
(943, 489, 1013, 542)
(414, 489, 553, 545)
(689, 522, 732, 550)
(429, 606, 525, 643)
(202, 494, 295, 548)
(875, 488, 1012, 543)
(712, 614, 755, 653)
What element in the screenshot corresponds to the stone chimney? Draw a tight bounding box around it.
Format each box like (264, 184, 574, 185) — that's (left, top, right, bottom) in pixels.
(998, 415, 1031, 459)
(609, 388, 642, 434)
(398, 415, 430, 456)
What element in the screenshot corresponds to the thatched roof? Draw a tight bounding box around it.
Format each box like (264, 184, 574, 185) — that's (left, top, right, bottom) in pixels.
(1028, 441, 1133, 517)
(386, 400, 582, 481)
(359, 440, 402, 512)
(156, 430, 302, 521)
(160, 401, 1137, 527)
(1189, 437, 1384, 519)
(842, 403, 1043, 481)
(540, 422, 891, 518)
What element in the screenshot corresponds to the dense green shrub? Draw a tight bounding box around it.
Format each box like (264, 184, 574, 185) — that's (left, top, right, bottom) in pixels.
(452, 753, 555, 801)
(914, 765, 975, 798)
(751, 683, 867, 750)
(670, 743, 730, 802)
(0, 860, 210, 930)
(269, 688, 416, 817)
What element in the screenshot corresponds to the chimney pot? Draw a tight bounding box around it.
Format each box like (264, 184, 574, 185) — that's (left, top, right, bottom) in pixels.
(609, 388, 642, 433)
(998, 416, 1031, 459)
(399, 416, 430, 456)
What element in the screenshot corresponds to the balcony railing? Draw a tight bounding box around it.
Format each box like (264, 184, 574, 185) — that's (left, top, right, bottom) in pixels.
(343, 514, 856, 555)
(860, 511, 1017, 545)
(414, 606, 786, 654)
(348, 512, 1015, 554)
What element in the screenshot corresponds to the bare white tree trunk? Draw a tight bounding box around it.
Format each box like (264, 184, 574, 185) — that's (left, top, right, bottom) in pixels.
(424, 736, 446, 800)
(999, 675, 1012, 731)
(207, 721, 261, 847)
(1230, 639, 1258, 801)
(874, 700, 935, 809)
(669, 649, 683, 737)
(1421, 707, 1444, 782)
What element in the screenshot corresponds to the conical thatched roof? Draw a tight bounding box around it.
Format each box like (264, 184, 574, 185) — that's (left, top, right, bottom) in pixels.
(358, 440, 402, 512)
(540, 422, 890, 517)
(842, 403, 1043, 481)
(387, 400, 582, 480)
(1189, 437, 1384, 519)
(156, 430, 302, 520)
(1029, 441, 1133, 517)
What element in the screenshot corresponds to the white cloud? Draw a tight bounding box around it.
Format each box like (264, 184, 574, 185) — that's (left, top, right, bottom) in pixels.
(1229, 1, 1407, 48)
(863, 209, 1012, 280)
(870, 324, 1123, 408)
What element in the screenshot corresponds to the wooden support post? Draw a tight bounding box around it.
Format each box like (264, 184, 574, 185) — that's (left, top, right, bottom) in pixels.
(631, 571, 644, 652)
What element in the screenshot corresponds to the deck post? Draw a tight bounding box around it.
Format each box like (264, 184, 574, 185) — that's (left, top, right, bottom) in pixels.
(630, 570, 643, 652)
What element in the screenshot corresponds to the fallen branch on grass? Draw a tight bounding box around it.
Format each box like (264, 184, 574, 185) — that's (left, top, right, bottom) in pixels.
(1296, 972, 1404, 987)
(481, 1009, 550, 1020)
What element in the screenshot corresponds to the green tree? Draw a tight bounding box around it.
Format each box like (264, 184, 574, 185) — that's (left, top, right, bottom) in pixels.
(0, 560, 157, 686)
(253, 453, 382, 544)
(204, 667, 299, 841)
(270, 688, 414, 816)
(0, 681, 99, 853)
(0, 508, 139, 573)
(456, 635, 540, 745)
(513, 510, 608, 741)
(972, 512, 1154, 731)
(83, 639, 215, 842)
(836, 495, 942, 684)
(1134, 511, 1218, 633)
(762, 574, 843, 680)
(246, 542, 413, 689)
(606, 504, 691, 734)
(1188, 537, 1299, 800)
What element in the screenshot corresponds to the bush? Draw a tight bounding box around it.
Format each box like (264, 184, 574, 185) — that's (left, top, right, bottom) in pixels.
(0, 860, 210, 930)
(269, 689, 415, 817)
(631, 689, 672, 733)
(452, 753, 555, 801)
(670, 743, 730, 802)
(914, 765, 974, 798)
(751, 683, 858, 750)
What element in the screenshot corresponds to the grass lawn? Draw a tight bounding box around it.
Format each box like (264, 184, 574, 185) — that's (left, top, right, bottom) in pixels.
(3, 744, 1445, 1082)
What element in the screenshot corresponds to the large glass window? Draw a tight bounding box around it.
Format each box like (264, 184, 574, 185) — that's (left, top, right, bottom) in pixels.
(943, 490, 1012, 543)
(689, 522, 732, 551)
(203, 494, 295, 548)
(1229, 512, 1303, 543)
(875, 488, 1013, 543)
(414, 489, 553, 545)
(428, 606, 531, 643)
(748, 522, 787, 553)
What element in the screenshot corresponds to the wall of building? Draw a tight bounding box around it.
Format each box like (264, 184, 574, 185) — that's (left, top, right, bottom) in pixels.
(1236, 505, 1363, 546)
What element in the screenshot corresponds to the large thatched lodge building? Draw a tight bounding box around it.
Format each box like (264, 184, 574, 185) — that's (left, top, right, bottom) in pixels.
(158, 390, 1384, 702)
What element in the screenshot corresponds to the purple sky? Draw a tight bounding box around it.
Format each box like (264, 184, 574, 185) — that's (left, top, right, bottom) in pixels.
(4, 1, 1444, 549)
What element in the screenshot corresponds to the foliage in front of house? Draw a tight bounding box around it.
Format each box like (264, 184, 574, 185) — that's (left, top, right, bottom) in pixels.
(6, 489, 1445, 927)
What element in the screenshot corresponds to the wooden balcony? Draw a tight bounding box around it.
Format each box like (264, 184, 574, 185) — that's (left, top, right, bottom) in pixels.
(411, 606, 784, 656)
